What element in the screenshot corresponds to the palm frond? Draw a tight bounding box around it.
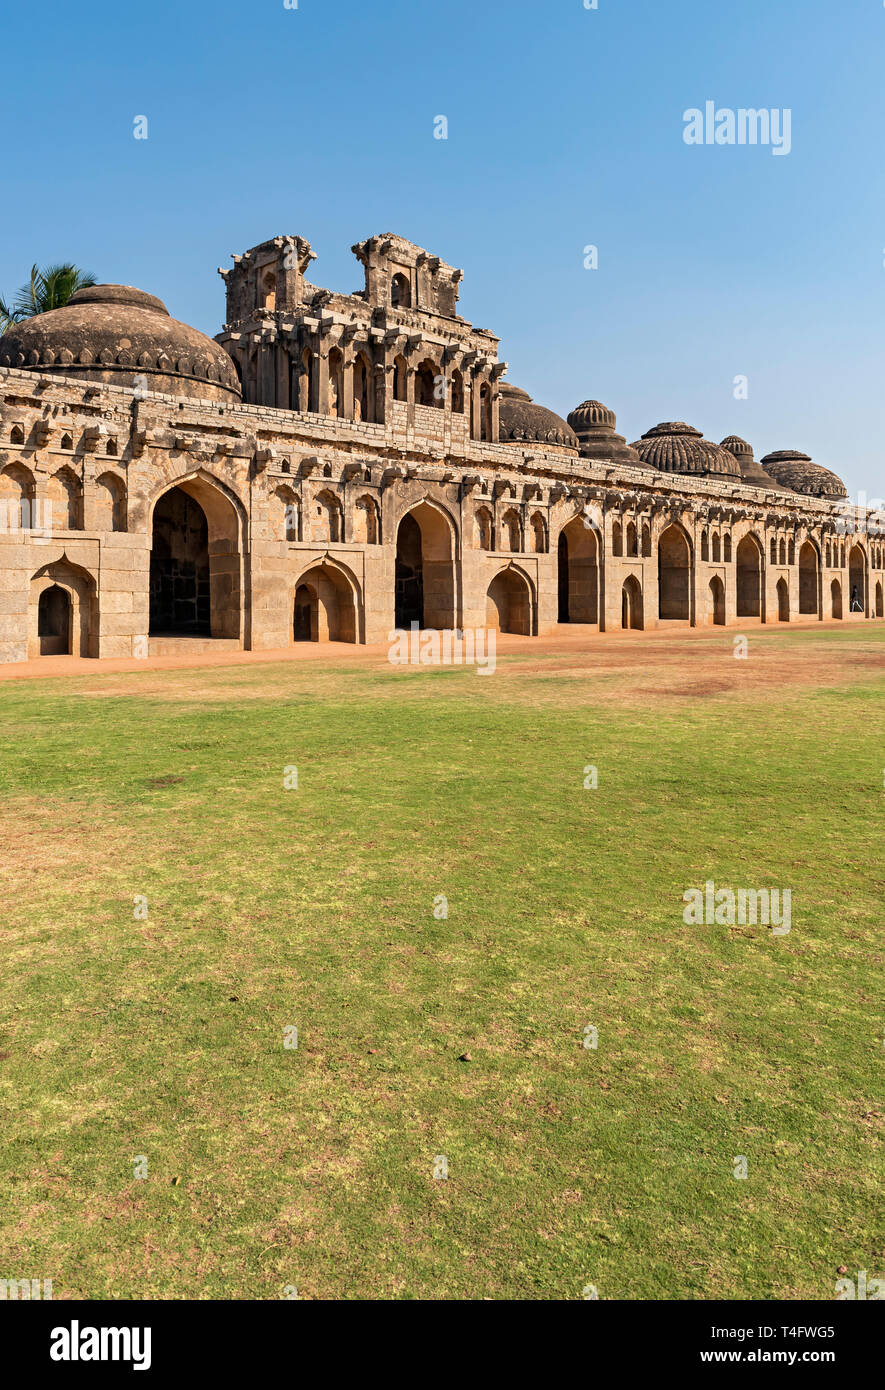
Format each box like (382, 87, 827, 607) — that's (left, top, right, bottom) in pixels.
(6, 262, 98, 322)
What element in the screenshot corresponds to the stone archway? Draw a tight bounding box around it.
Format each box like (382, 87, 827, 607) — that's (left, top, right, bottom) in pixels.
(876, 581, 884, 618)
(29, 558, 98, 658)
(708, 575, 725, 626)
(149, 475, 244, 640)
(848, 544, 866, 614)
(736, 534, 763, 618)
(831, 578, 843, 620)
(776, 577, 790, 623)
(486, 567, 533, 635)
(799, 540, 820, 616)
(395, 501, 457, 629)
(622, 574, 643, 629)
(658, 524, 691, 621)
(292, 562, 359, 643)
(557, 515, 599, 624)
(37, 585, 72, 655)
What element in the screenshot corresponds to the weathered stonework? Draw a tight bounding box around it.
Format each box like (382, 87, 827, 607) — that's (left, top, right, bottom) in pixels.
(0, 231, 882, 664)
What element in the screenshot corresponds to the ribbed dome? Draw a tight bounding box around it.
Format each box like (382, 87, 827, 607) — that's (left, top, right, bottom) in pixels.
(630, 422, 741, 478)
(721, 434, 752, 459)
(567, 399, 641, 465)
(569, 399, 616, 430)
(760, 450, 847, 499)
(0, 284, 241, 402)
(498, 384, 577, 448)
(719, 435, 779, 489)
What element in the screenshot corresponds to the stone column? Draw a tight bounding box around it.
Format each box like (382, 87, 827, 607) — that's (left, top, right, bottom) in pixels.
(275, 344, 290, 411)
(317, 342, 330, 416)
(370, 360, 385, 425)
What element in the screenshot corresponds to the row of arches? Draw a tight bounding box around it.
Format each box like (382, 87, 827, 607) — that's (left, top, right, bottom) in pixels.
(269, 486, 381, 545)
(557, 523, 880, 625)
(23, 477, 885, 658)
(281, 554, 885, 652)
(8, 424, 118, 455)
(823, 539, 884, 572)
(612, 520, 652, 557)
(292, 347, 492, 436)
(0, 462, 126, 531)
(474, 505, 547, 553)
(700, 531, 734, 563)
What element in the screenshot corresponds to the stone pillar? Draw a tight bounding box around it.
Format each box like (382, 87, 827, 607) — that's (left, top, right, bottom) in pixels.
(342, 347, 355, 422)
(469, 371, 481, 441)
(317, 344, 330, 416)
(374, 361, 389, 424)
(275, 345, 290, 411)
(260, 340, 276, 407)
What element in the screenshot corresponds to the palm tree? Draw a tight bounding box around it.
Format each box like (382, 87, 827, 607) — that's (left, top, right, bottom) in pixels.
(0, 263, 97, 333)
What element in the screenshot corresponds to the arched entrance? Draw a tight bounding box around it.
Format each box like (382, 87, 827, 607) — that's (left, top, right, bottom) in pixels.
(848, 544, 866, 613)
(149, 477, 243, 640)
(621, 575, 643, 629)
(395, 513, 423, 627)
(831, 578, 843, 620)
(37, 585, 71, 655)
(776, 577, 790, 623)
(798, 540, 820, 616)
(876, 581, 883, 618)
(293, 584, 313, 640)
(292, 563, 358, 643)
(29, 559, 98, 659)
(736, 535, 763, 617)
(557, 516, 599, 624)
(395, 502, 457, 629)
(658, 524, 691, 621)
(150, 487, 209, 634)
(486, 568, 532, 635)
(708, 575, 725, 626)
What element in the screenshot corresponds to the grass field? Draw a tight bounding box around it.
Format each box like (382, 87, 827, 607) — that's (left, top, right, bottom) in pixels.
(1, 625, 882, 1300)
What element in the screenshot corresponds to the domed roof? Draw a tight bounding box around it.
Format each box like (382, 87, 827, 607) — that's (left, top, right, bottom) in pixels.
(721, 434, 752, 459)
(498, 384, 577, 448)
(630, 422, 741, 478)
(719, 435, 779, 489)
(570, 399, 616, 431)
(759, 450, 847, 499)
(567, 399, 641, 465)
(0, 284, 241, 402)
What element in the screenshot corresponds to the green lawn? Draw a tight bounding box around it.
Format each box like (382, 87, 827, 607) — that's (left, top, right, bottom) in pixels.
(0, 629, 882, 1300)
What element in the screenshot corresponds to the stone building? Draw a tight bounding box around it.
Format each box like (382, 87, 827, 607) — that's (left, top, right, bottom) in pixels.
(0, 231, 882, 663)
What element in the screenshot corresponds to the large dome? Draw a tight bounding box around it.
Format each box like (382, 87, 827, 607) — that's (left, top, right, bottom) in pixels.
(567, 399, 641, 465)
(0, 284, 241, 402)
(759, 450, 848, 499)
(719, 435, 779, 489)
(498, 384, 577, 448)
(630, 422, 741, 479)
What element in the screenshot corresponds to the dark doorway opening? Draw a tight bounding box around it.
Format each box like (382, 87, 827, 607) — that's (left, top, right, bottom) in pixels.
(395, 513, 424, 628)
(294, 584, 313, 641)
(150, 487, 210, 635)
(557, 532, 569, 622)
(38, 584, 71, 655)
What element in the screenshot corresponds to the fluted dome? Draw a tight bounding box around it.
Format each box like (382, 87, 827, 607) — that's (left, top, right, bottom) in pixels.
(567, 399, 641, 465)
(570, 399, 616, 431)
(721, 434, 752, 460)
(630, 422, 741, 478)
(759, 450, 847, 499)
(719, 435, 779, 489)
(0, 284, 241, 402)
(498, 384, 577, 448)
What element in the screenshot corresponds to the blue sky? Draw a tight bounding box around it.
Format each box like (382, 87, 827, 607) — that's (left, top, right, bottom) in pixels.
(1, 0, 883, 497)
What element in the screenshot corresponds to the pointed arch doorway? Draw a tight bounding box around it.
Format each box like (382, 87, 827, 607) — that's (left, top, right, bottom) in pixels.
(149, 476, 244, 642)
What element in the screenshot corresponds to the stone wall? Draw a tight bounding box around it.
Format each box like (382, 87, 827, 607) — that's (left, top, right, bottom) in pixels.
(0, 366, 883, 664)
